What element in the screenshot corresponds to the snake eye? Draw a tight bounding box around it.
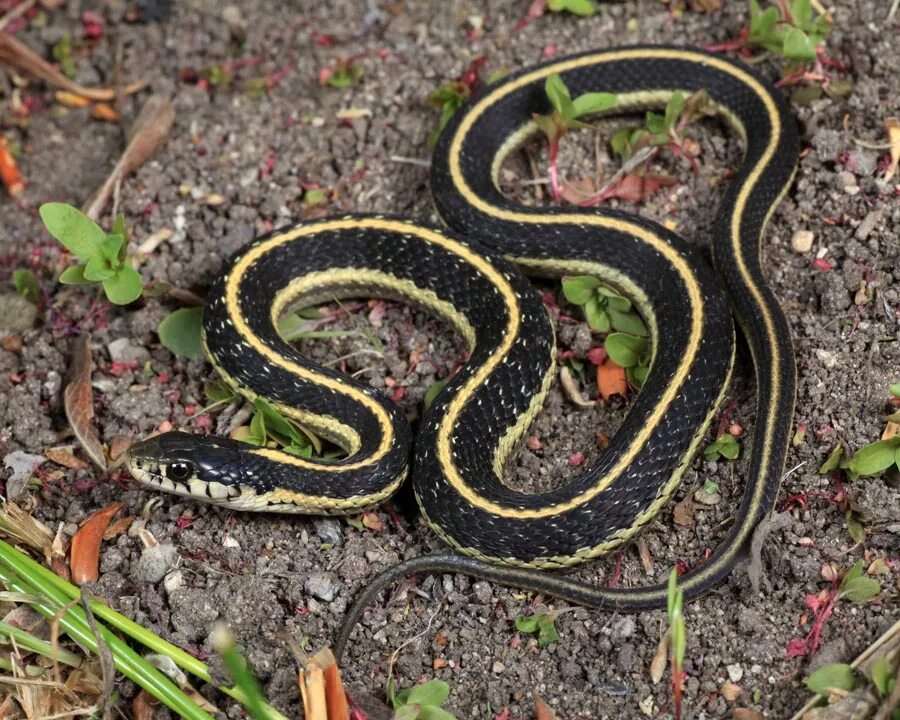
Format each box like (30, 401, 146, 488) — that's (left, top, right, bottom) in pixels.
(166, 462, 193, 482)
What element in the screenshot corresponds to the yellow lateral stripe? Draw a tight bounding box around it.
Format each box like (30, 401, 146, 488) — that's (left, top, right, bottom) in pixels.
(440, 47, 784, 522)
(225, 217, 520, 471)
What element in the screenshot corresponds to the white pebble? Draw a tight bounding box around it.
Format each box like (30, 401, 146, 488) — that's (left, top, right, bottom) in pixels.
(791, 229, 814, 253)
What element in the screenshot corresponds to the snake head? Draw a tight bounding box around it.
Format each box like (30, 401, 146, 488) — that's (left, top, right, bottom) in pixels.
(126, 431, 252, 504)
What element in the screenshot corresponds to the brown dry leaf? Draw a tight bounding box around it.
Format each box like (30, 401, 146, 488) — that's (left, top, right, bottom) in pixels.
(597, 360, 627, 400)
(673, 494, 695, 529)
(721, 681, 742, 701)
(63, 335, 107, 471)
(0, 30, 147, 100)
(885, 117, 899, 182)
(636, 536, 655, 575)
(0, 500, 54, 554)
(361, 511, 384, 532)
(299, 663, 327, 720)
(91, 103, 120, 122)
(308, 647, 350, 720)
(882, 421, 899, 440)
(102, 515, 134, 541)
(107, 436, 132, 463)
(83, 95, 175, 220)
(650, 632, 668, 684)
(44, 447, 88, 470)
(690, 0, 723, 10)
(70, 503, 124, 585)
(733, 709, 765, 720)
(559, 365, 596, 408)
(55, 91, 91, 107)
(131, 690, 159, 720)
(534, 697, 558, 720)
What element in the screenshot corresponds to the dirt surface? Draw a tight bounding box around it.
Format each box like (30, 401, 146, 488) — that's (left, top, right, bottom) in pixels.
(1, 1, 898, 718)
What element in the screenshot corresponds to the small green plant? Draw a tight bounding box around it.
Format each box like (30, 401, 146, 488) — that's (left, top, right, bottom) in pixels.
(561, 276, 650, 387)
(51, 34, 77, 79)
(703, 434, 741, 461)
(837, 560, 881, 603)
(748, 0, 832, 73)
(804, 655, 898, 719)
(388, 678, 456, 720)
(425, 57, 492, 146)
(232, 397, 320, 458)
(40, 203, 143, 305)
(321, 58, 363, 89)
(667, 569, 687, 720)
(157, 307, 204, 358)
(514, 611, 559, 648)
(12, 268, 40, 303)
(546, 0, 597, 16)
(819, 436, 900, 480)
(533, 73, 617, 200)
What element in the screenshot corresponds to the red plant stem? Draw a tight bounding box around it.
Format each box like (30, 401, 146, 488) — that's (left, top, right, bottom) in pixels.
(671, 658, 683, 720)
(548, 138, 561, 202)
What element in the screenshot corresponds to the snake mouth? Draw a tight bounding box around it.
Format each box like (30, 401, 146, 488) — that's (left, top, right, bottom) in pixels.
(127, 461, 244, 502)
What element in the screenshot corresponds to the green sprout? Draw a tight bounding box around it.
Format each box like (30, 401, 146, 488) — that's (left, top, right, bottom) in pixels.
(561, 276, 650, 387)
(703, 434, 741, 461)
(748, 0, 832, 74)
(546, 0, 597, 16)
(40, 203, 143, 305)
(533, 73, 617, 201)
(12, 268, 40, 304)
(514, 612, 560, 648)
(387, 678, 457, 720)
(667, 569, 687, 720)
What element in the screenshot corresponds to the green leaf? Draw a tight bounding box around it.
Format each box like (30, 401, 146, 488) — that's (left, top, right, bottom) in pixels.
(406, 680, 449, 707)
(111, 213, 130, 253)
(58, 264, 92, 285)
(532, 113, 562, 144)
(818, 444, 845, 474)
(393, 705, 420, 720)
(515, 616, 539, 633)
(12, 268, 40, 303)
(102, 266, 143, 305)
(204, 380, 236, 403)
(419, 707, 457, 720)
(247, 409, 267, 446)
(604, 333, 647, 368)
(890, 383, 900, 399)
(704, 434, 741, 461)
(424, 380, 448, 409)
(547, 0, 596, 15)
(782, 28, 817, 61)
(664, 91, 686, 131)
(544, 73, 576, 121)
(157, 307, 204, 358)
(845, 510, 865, 543)
(667, 568, 681, 622)
(704, 479, 720, 494)
(791, 0, 812, 26)
(253, 398, 308, 449)
(849, 437, 900, 477)
(610, 127, 636, 160)
(871, 656, 894, 697)
(83, 255, 116, 282)
(572, 92, 617, 118)
(805, 664, 856, 695)
(98, 233, 125, 265)
(608, 308, 647, 337)
(584, 296, 610, 332)
(561, 276, 601, 305)
(535, 615, 559, 648)
(39, 203, 106, 262)
(645, 110, 667, 135)
(840, 575, 880, 603)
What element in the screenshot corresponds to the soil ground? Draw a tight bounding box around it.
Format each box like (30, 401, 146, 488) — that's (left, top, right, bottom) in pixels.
(0, 1, 898, 719)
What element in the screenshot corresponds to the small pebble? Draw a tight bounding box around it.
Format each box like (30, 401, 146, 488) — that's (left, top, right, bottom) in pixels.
(0, 294, 38, 334)
(305, 571, 340, 602)
(836, 170, 859, 194)
(492, 660, 505, 674)
(134, 543, 178, 584)
(694, 489, 721, 506)
(815, 349, 837, 368)
(726, 663, 744, 682)
(107, 338, 150, 364)
(791, 229, 814, 253)
(163, 569, 184, 594)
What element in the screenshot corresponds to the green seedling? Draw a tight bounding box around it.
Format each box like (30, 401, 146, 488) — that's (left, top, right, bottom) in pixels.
(805, 656, 898, 719)
(703, 434, 740, 461)
(533, 73, 617, 200)
(387, 678, 457, 720)
(890, 383, 900, 398)
(52, 34, 77, 79)
(40, 203, 143, 305)
(515, 612, 559, 648)
(667, 569, 687, 720)
(748, 0, 832, 73)
(12, 268, 40, 304)
(157, 307, 204, 358)
(838, 560, 881, 603)
(424, 379, 449, 409)
(323, 58, 363, 89)
(561, 276, 650, 387)
(547, 0, 597, 15)
(233, 397, 320, 458)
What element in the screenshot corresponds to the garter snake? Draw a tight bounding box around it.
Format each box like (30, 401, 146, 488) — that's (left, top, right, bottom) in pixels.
(126, 46, 798, 657)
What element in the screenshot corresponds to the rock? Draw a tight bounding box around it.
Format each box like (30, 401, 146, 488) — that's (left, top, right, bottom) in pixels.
(836, 171, 859, 194)
(0, 294, 38, 334)
(815, 349, 837, 368)
(610, 616, 636, 641)
(305, 571, 340, 602)
(855, 208, 884, 241)
(492, 660, 505, 674)
(791, 229, 814, 253)
(133, 543, 178, 583)
(473, 581, 492, 604)
(811, 129, 844, 161)
(313, 518, 343, 546)
(726, 663, 744, 682)
(107, 338, 150, 365)
(847, 149, 878, 176)
(163, 569, 184, 594)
